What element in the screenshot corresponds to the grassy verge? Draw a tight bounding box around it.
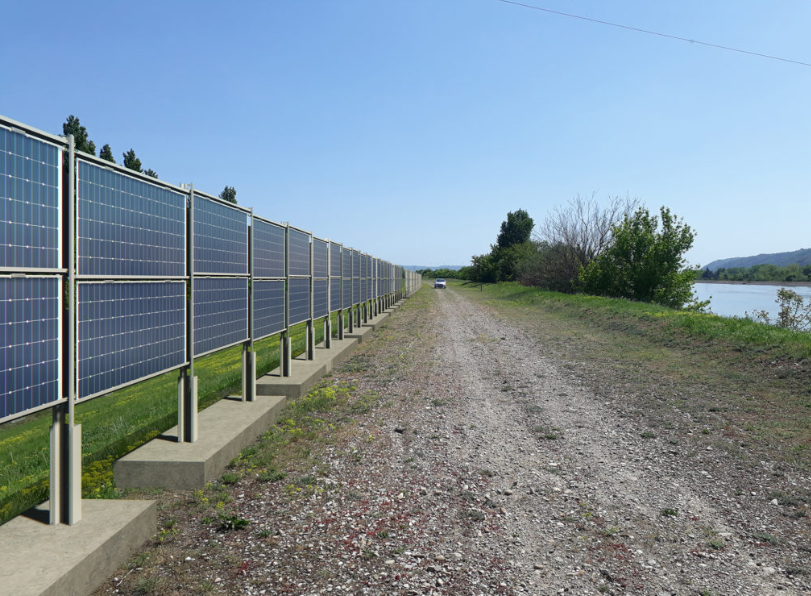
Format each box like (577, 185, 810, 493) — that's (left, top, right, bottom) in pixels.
(453, 280, 811, 467)
(0, 312, 345, 526)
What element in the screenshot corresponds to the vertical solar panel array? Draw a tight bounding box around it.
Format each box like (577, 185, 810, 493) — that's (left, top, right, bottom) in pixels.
(312, 238, 328, 319)
(313, 279, 328, 319)
(252, 219, 286, 340)
(193, 277, 248, 356)
(360, 254, 367, 304)
(352, 250, 360, 306)
(253, 280, 285, 340)
(253, 220, 285, 279)
(77, 281, 186, 399)
(194, 196, 248, 275)
(342, 247, 352, 309)
(288, 277, 310, 325)
(288, 228, 311, 277)
(0, 125, 61, 271)
(0, 276, 61, 421)
(330, 242, 341, 312)
(77, 160, 186, 277)
(312, 238, 328, 280)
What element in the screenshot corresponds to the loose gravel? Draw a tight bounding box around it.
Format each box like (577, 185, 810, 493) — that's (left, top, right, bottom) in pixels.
(96, 286, 811, 596)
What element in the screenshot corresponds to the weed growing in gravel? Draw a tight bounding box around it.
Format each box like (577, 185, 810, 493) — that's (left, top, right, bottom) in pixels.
(640, 431, 657, 439)
(660, 508, 679, 517)
(752, 531, 780, 545)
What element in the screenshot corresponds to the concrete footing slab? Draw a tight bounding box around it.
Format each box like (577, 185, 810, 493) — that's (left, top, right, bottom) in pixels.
(0, 499, 156, 596)
(114, 395, 285, 490)
(257, 335, 360, 398)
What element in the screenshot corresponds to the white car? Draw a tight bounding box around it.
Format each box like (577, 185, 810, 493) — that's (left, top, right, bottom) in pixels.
(434, 278, 446, 289)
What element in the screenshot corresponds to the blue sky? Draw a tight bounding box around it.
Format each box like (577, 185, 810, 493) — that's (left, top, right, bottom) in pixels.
(2, 1, 809, 268)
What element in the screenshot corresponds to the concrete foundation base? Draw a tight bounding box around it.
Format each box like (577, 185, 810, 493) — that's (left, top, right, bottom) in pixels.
(257, 336, 360, 398)
(114, 395, 286, 490)
(0, 499, 156, 596)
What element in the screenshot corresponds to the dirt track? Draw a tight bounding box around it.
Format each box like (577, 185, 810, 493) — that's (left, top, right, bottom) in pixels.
(96, 285, 811, 596)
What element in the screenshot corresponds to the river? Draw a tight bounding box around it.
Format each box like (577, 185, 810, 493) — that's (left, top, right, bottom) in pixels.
(693, 282, 811, 320)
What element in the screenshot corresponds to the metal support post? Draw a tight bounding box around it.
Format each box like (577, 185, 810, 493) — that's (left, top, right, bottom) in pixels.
(325, 317, 332, 348)
(282, 332, 291, 377)
(307, 319, 314, 359)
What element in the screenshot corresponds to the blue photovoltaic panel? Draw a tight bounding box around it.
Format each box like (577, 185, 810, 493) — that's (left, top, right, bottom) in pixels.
(288, 229, 310, 277)
(193, 277, 248, 356)
(254, 280, 285, 340)
(330, 278, 341, 312)
(352, 277, 360, 306)
(0, 276, 60, 421)
(342, 248, 351, 279)
(0, 126, 60, 270)
(372, 259, 378, 299)
(360, 256, 367, 302)
(288, 277, 310, 325)
(342, 273, 351, 309)
(77, 160, 186, 277)
(329, 242, 341, 278)
(313, 238, 328, 279)
(313, 279, 328, 319)
(352, 250, 360, 279)
(77, 281, 185, 400)
(194, 196, 248, 275)
(253, 219, 285, 279)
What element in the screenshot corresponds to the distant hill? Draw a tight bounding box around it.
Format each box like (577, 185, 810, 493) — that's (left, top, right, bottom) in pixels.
(705, 248, 811, 271)
(404, 265, 463, 271)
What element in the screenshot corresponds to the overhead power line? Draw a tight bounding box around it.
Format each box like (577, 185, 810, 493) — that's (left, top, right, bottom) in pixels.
(493, 0, 811, 68)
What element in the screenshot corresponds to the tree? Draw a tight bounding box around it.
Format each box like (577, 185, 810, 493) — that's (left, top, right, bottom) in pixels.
(99, 144, 115, 163)
(143, 168, 158, 179)
(579, 206, 702, 309)
(122, 149, 142, 173)
(62, 115, 96, 155)
(524, 194, 639, 292)
(219, 185, 237, 204)
(496, 209, 534, 249)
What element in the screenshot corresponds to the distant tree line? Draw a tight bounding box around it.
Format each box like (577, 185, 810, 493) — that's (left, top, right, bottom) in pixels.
(60, 115, 237, 203)
(416, 268, 463, 279)
(463, 195, 703, 309)
(699, 263, 811, 283)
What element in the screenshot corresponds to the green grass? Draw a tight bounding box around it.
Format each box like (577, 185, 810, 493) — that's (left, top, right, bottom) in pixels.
(0, 312, 346, 526)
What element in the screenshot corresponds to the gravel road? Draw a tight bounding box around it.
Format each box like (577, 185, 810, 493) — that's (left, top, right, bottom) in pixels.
(96, 285, 811, 596)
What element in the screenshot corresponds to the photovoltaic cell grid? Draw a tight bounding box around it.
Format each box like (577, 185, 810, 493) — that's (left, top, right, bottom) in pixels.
(253, 220, 285, 279)
(313, 238, 328, 279)
(77, 160, 186, 277)
(313, 279, 328, 319)
(288, 229, 311, 277)
(193, 277, 248, 356)
(330, 278, 341, 312)
(360, 256, 367, 302)
(0, 276, 60, 421)
(0, 125, 60, 270)
(253, 280, 285, 340)
(329, 242, 341, 278)
(194, 196, 248, 275)
(77, 281, 185, 400)
(342, 249, 352, 308)
(288, 277, 310, 325)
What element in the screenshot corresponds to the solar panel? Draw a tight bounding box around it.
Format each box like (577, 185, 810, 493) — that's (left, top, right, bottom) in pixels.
(77, 281, 186, 400)
(352, 277, 360, 306)
(253, 219, 285, 279)
(288, 277, 310, 325)
(0, 276, 61, 422)
(253, 280, 285, 340)
(313, 279, 328, 319)
(360, 255, 367, 302)
(329, 242, 341, 278)
(77, 160, 186, 277)
(193, 196, 248, 275)
(0, 125, 61, 271)
(330, 278, 341, 312)
(288, 228, 310, 277)
(193, 277, 248, 356)
(313, 238, 328, 279)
